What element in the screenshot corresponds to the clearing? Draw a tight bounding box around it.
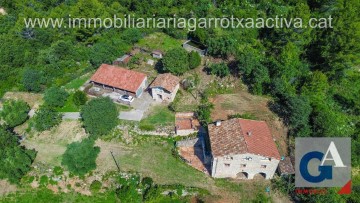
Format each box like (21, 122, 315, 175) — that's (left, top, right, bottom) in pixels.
(2, 92, 43, 109)
(136, 32, 185, 53)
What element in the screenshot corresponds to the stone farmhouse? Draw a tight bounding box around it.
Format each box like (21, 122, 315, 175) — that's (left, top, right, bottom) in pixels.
(149, 73, 180, 102)
(208, 118, 281, 179)
(90, 64, 147, 98)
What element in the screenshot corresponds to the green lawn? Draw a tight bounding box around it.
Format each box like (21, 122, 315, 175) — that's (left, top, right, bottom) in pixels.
(116, 139, 213, 188)
(136, 32, 184, 53)
(139, 105, 175, 130)
(57, 93, 80, 112)
(64, 74, 91, 90)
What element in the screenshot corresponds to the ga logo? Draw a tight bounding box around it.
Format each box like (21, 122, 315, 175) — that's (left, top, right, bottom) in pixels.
(295, 138, 351, 194)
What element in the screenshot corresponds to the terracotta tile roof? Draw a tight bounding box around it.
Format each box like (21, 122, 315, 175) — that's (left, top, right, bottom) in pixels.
(278, 157, 295, 175)
(149, 73, 180, 92)
(175, 112, 200, 130)
(208, 118, 281, 159)
(90, 64, 146, 93)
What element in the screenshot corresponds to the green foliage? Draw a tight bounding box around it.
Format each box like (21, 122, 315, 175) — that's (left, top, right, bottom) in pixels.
(90, 180, 102, 193)
(33, 106, 62, 132)
(188, 51, 201, 69)
(53, 166, 63, 176)
(162, 48, 189, 75)
(0, 100, 30, 128)
(61, 139, 100, 176)
(207, 35, 236, 58)
(207, 62, 230, 78)
(81, 97, 118, 136)
(43, 87, 69, 108)
(0, 127, 37, 184)
(39, 175, 49, 187)
(228, 113, 258, 120)
(21, 69, 42, 92)
(72, 90, 88, 106)
(121, 29, 142, 44)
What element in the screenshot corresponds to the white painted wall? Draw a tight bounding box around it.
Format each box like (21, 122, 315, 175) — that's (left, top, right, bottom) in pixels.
(211, 153, 279, 179)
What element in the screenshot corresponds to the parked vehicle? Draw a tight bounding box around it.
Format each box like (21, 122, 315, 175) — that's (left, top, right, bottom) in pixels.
(118, 95, 134, 103)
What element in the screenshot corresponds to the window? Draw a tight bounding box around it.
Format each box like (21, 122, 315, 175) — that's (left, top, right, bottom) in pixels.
(224, 163, 230, 167)
(240, 164, 246, 168)
(261, 165, 267, 168)
(225, 156, 233, 160)
(261, 157, 271, 161)
(242, 157, 252, 161)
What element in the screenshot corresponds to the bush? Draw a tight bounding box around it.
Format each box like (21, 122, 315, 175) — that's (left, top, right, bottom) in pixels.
(162, 48, 189, 75)
(0, 100, 30, 128)
(53, 166, 63, 176)
(139, 123, 155, 131)
(61, 139, 100, 176)
(90, 180, 102, 193)
(81, 97, 118, 136)
(22, 69, 42, 92)
(188, 51, 201, 69)
(72, 90, 87, 106)
(44, 87, 69, 108)
(208, 62, 230, 78)
(33, 106, 62, 131)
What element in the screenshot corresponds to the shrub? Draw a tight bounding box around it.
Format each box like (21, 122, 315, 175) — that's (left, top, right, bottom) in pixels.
(188, 51, 201, 69)
(208, 62, 230, 78)
(61, 139, 100, 176)
(53, 166, 63, 176)
(43, 87, 69, 108)
(90, 180, 102, 193)
(33, 106, 62, 131)
(139, 123, 155, 131)
(0, 99, 30, 128)
(39, 175, 49, 187)
(162, 48, 189, 75)
(22, 69, 42, 92)
(72, 90, 87, 106)
(81, 97, 118, 136)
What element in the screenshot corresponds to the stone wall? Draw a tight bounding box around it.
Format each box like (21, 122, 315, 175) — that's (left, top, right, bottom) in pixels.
(211, 153, 279, 179)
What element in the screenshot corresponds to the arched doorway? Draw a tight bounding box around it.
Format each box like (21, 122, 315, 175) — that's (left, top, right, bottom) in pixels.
(253, 172, 266, 180)
(236, 172, 248, 179)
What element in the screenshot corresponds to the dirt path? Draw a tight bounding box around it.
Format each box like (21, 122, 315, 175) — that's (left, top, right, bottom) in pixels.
(0, 180, 17, 196)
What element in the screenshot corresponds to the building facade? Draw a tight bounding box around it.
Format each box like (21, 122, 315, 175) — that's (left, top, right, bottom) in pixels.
(149, 73, 180, 102)
(208, 118, 281, 179)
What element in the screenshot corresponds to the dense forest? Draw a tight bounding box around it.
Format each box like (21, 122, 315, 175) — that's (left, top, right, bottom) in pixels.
(0, 0, 359, 202)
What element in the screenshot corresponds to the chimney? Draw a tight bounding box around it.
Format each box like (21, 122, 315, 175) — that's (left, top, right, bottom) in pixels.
(247, 131, 252, 136)
(215, 120, 221, 126)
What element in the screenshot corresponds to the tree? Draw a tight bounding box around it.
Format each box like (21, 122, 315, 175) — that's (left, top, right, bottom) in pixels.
(22, 69, 42, 92)
(81, 97, 118, 136)
(286, 96, 312, 137)
(0, 100, 30, 128)
(0, 127, 37, 184)
(188, 51, 201, 69)
(162, 48, 189, 75)
(208, 62, 230, 78)
(43, 87, 69, 108)
(61, 139, 100, 176)
(33, 106, 62, 131)
(207, 35, 236, 58)
(72, 91, 88, 106)
(121, 28, 142, 44)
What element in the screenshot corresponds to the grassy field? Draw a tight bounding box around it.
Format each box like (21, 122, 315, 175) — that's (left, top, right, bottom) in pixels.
(136, 32, 184, 53)
(64, 74, 91, 90)
(139, 105, 175, 130)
